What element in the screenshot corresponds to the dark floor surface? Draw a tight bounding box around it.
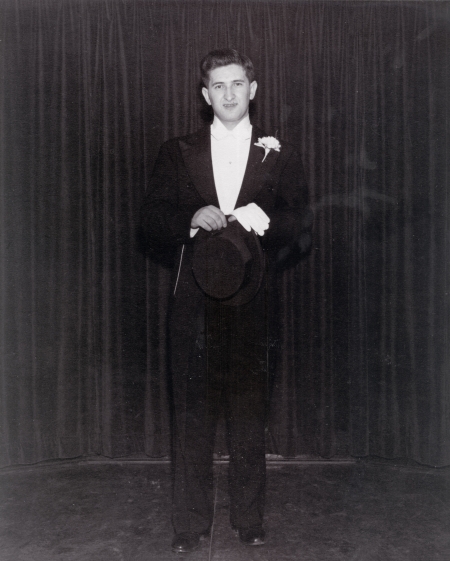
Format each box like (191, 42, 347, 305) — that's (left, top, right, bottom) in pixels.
(0, 459, 449, 561)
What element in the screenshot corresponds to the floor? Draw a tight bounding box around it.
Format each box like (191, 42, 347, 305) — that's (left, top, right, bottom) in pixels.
(0, 458, 449, 561)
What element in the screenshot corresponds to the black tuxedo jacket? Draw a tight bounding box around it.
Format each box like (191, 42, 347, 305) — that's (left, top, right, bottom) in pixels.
(141, 123, 311, 325)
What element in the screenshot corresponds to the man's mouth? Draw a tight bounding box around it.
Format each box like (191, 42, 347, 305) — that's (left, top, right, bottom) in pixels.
(223, 103, 237, 109)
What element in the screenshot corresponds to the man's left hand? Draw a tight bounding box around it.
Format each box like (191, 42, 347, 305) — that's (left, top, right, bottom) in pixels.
(229, 203, 270, 236)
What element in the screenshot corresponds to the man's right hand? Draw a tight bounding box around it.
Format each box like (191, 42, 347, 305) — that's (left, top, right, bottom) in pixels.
(191, 205, 227, 231)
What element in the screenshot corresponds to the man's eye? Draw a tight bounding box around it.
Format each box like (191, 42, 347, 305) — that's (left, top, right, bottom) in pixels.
(215, 85, 222, 89)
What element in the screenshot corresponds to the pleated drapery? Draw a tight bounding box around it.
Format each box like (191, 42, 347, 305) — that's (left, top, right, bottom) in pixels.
(1, 0, 449, 467)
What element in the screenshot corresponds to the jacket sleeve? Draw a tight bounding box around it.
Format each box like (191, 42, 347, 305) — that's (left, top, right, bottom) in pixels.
(259, 147, 313, 251)
(140, 141, 200, 251)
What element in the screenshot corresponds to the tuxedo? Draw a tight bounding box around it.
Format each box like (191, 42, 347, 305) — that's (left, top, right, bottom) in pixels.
(141, 124, 310, 534)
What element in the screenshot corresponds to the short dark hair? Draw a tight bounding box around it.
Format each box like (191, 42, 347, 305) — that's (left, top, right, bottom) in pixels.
(200, 49, 255, 86)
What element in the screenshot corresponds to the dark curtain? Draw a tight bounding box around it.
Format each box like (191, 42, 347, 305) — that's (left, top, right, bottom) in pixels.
(1, 0, 449, 467)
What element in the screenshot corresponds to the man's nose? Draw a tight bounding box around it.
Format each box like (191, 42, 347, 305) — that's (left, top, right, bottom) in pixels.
(224, 87, 234, 100)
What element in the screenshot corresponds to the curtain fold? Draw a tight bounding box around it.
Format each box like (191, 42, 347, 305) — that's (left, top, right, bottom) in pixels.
(1, 0, 449, 467)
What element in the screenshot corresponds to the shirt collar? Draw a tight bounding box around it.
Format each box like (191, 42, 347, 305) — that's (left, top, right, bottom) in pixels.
(211, 115, 252, 141)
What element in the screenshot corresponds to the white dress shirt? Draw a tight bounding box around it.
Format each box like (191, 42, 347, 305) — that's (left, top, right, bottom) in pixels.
(190, 116, 252, 237)
(210, 115, 252, 214)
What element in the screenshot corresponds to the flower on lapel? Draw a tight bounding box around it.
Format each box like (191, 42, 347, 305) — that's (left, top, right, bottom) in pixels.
(255, 136, 281, 162)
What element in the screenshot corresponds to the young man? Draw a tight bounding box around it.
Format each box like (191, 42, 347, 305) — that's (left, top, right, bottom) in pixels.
(141, 49, 310, 553)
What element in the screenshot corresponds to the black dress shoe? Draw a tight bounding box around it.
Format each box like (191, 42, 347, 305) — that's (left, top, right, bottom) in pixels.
(171, 531, 209, 553)
(236, 527, 266, 546)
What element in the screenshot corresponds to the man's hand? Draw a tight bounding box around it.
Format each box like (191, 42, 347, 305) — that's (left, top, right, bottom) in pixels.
(230, 203, 270, 236)
(191, 205, 227, 231)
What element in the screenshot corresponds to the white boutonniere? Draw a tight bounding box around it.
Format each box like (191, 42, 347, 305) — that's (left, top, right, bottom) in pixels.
(255, 136, 281, 162)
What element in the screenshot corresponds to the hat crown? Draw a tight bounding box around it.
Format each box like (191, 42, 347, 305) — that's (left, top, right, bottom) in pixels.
(192, 220, 264, 306)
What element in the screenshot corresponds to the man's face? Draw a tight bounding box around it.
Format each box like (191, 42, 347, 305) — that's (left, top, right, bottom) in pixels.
(202, 64, 257, 130)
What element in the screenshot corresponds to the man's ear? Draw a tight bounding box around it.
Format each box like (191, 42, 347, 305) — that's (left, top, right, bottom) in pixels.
(202, 87, 211, 105)
(250, 81, 258, 100)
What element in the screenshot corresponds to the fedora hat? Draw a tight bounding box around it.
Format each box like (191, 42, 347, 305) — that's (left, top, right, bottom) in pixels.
(192, 220, 264, 306)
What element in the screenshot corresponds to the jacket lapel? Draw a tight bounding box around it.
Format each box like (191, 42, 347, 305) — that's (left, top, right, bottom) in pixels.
(235, 126, 280, 208)
(179, 126, 220, 207)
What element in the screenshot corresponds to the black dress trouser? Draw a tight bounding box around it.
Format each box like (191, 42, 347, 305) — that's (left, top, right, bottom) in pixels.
(171, 285, 269, 534)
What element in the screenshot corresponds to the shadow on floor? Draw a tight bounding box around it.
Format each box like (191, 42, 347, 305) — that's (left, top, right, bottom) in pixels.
(0, 459, 449, 560)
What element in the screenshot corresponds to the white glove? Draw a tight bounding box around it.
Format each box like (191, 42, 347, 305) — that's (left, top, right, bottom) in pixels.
(230, 203, 270, 236)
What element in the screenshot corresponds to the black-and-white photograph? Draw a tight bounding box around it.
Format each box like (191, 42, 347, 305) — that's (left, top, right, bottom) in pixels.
(1, 1, 449, 559)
